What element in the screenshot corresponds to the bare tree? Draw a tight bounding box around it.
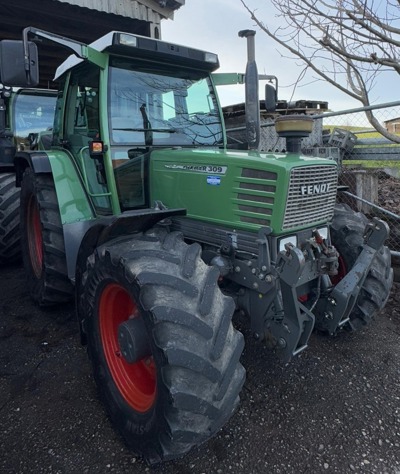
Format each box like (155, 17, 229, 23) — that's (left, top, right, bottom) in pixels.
(241, 0, 400, 142)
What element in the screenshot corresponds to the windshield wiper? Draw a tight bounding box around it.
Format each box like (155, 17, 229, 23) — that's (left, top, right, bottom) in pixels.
(140, 104, 152, 146)
(113, 128, 177, 133)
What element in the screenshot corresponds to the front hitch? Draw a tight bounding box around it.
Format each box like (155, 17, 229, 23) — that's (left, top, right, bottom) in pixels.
(268, 243, 315, 362)
(314, 217, 390, 334)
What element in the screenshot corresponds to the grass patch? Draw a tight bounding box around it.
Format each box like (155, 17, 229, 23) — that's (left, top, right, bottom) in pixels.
(343, 160, 400, 169)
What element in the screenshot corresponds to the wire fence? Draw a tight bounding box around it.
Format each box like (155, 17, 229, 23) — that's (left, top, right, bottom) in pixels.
(315, 102, 400, 255)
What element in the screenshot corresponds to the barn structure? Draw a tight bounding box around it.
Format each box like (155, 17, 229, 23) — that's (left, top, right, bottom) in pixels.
(0, 0, 184, 87)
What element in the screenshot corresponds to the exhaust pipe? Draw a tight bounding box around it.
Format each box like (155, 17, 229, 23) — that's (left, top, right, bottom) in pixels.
(239, 29, 260, 150)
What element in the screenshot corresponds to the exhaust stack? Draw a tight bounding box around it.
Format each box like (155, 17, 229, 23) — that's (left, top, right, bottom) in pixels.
(239, 29, 260, 150)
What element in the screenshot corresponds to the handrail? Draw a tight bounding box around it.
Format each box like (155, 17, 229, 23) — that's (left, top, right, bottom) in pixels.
(79, 146, 112, 198)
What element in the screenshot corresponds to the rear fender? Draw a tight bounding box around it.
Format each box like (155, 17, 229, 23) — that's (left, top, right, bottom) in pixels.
(14, 151, 52, 186)
(16, 149, 96, 223)
(15, 149, 96, 297)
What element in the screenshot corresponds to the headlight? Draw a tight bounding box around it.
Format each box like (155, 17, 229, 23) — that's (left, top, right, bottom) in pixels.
(317, 227, 329, 240)
(279, 235, 297, 252)
(204, 52, 218, 64)
(118, 34, 138, 47)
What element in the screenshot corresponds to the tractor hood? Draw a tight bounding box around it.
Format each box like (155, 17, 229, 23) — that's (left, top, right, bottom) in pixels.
(149, 148, 339, 235)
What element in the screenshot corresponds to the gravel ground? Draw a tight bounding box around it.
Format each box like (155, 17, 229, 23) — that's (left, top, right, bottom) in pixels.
(1, 261, 399, 474)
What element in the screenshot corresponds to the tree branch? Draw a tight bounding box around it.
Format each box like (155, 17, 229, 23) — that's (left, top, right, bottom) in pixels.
(240, 0, 361, 101)
(240, 0, 400, 142)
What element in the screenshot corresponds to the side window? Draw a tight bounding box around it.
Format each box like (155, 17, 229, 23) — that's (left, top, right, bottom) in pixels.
(65, 64, 100, 150)
(186, 80, 214, 115)
(52, 88, 65, 145)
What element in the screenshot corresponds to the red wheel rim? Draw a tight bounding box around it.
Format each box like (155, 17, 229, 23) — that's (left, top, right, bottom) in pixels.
(99, 283, 156, 412)
(27, 194, 43, 278)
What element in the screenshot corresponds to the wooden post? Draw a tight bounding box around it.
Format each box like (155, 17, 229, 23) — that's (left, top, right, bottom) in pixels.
(340, 169, 378, 214)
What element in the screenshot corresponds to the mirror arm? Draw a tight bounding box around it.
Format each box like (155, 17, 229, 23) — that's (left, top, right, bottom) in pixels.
(23, 26, 86, 59)
(22, 28, 32, 85)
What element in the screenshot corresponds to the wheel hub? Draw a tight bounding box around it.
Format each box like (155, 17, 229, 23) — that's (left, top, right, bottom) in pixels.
(118, 317, 151, 364)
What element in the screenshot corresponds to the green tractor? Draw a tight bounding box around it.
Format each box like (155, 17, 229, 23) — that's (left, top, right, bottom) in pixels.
(0, 85, 56, 263)
(0, 28, 393, 463)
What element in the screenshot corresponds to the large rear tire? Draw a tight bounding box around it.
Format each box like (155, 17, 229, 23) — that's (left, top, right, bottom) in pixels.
(0, 173, 20, 264)
(331, 203, 393, 330)
(20, 168, 73, 306)
(81, 229, 245, 464)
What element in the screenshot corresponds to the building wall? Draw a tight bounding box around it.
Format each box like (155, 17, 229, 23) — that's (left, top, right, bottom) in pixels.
(385, 121, 400, 133)
(55, 0, 184, 36)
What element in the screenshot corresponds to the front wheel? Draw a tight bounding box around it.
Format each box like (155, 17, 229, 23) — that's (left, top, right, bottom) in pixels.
(81, 229, 245, 464)
(20, 168, 73, 306)
(330, 204, 393, 330)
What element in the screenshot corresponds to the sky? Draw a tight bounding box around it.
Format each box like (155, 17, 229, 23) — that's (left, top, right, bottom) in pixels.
(161, 0, 398, 113)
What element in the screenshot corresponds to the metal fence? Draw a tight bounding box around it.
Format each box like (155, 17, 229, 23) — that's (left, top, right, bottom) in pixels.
(315, 101, 400, 255)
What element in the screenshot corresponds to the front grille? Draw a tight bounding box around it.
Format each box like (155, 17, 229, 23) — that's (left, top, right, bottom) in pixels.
(283, 165, 338, 229)
(236, 168, 277, 226)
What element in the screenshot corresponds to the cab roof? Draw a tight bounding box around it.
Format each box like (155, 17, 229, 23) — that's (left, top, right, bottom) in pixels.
(55, 31, 220, 80)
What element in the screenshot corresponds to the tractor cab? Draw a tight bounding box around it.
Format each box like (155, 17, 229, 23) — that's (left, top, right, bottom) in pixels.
(40, 31, 225, 215)
(52, 52, 223, 213)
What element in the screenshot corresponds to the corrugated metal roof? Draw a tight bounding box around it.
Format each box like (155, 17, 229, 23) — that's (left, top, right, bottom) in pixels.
(54, 0, 184, 20)
(0, 0, 185, 87)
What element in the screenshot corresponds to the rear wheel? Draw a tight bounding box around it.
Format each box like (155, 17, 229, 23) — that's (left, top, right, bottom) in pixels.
(0, 173, 20, 264)
(331, 204, 393, 330)
(20, 168, 73, 306)
(81, 229, 245, 464)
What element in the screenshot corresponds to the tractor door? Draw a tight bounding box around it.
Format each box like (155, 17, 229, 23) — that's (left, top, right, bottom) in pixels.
(62, 63, 111, 213)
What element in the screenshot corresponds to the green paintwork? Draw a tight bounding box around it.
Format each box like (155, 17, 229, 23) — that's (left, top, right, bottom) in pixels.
(212, 73, 245, 85)
(47, 149, 95, 224)
(149, 148, 336, 235)
(84, 46, 107, 70)
(98, 61, 122, 214)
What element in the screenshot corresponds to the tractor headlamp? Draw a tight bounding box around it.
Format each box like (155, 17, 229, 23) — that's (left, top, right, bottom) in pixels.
(204, 52, 218, 64)
(317, 227, 328, 240)
(118, 34, 138, 48)
(279, 235, 297, 252)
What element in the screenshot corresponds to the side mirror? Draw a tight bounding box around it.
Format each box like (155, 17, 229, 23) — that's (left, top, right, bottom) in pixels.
(265, 83, 277, 113)
(0, 40, 39, 87)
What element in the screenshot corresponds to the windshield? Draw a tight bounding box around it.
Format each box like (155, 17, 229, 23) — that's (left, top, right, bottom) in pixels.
(109, 61, 223, 147)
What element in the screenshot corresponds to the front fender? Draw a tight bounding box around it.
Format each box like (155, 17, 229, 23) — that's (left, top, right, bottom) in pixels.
(74, 207, 187, 281)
